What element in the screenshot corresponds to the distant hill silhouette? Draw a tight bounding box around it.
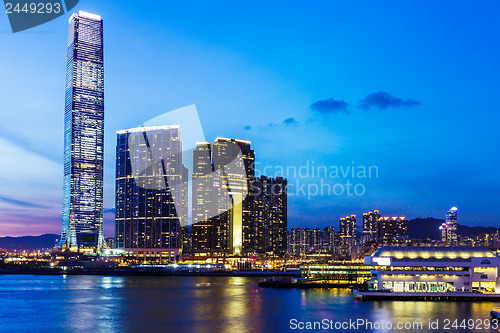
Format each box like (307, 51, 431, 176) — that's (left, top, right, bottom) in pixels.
(0, 234, 59, 251)
(408, 218, 499, 241)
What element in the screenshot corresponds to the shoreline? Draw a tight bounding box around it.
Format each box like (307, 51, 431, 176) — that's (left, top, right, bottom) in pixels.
(0, 269, 301, 278)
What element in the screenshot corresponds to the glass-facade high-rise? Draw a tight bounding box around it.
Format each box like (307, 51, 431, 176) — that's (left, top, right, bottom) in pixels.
(191, 138, 255, 255)
(59, 11, 104, 251)
(251, 175, 287, 254)
(115, 126, 188, 262)
(441, 207, 458, 245)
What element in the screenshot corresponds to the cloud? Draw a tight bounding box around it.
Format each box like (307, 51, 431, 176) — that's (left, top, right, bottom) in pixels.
(0, 196, 47, 209)
(359, 91, 421, 110)
(103, 208, 116, 214)
(243, 125, 251, 130)
(310, 98, 348, 114)
(283, 117, 298, 125)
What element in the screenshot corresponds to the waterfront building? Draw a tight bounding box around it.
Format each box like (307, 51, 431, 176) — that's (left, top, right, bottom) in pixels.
(181, 226, 192, 254)
(364, 246, 500, 295)
(289, 227, 311, 256)
(300, 264, 373, 286)
(191, 142, 217, 253)
(252, 176, 288, 254)
(59, 11, 105, 251)
(115, 126, 188, 263)
(191, 138, 255, 255)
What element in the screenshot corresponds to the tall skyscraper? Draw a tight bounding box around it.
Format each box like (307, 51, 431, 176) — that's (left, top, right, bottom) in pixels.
(340, 215, 357, 246)
(191, 138, 255, 255)
(312, 228, 322, 248)
(191, 142, 216, 253)
(289, 227, 304, 256)
(446, 207, 458, 244)
(115, 126, 188, 262)
(303, 227, 313, 249)
(213, 138, 255, 254)
(252, 176, 287, 254)
(59, 11, 104, 251)
(362, 210, 380, 243)
(322, 226, 336, 253)
(441, 207, 458, 245)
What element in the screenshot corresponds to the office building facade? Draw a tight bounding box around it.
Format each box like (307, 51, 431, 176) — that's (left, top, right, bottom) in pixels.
(191, 138, 256, 255)
(252, 176, 288, 254)
(115, 126, 187, 262)
(365, 247, 500, 294)
(59, 11, 105, 251)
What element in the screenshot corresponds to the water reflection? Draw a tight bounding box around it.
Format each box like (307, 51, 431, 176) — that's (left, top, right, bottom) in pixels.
(0, 275, 499, 332)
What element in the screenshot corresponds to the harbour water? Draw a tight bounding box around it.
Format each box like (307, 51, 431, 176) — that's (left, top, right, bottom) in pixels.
(0, 274, 498, 332)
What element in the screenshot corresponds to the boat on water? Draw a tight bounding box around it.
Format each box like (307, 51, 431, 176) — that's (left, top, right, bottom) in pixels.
(490, 307, 500, 319)
(258, 264, 373, 288)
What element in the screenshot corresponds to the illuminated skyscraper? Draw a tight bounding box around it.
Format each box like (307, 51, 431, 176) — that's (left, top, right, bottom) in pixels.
(191, 138, 255, 255)
(115, 126, 188, 262)
(252, 176, 287, 254)
(322, 226, 336, 253)
(340, 215, 357, 243)
(213, 138, 255, 254)
(191, 142, 218, 253)
(289, 227, 304, 256)
(312, 228, 322, 248)
(441, 207, 458, 245)
(59, 11, 104, 251)
(362, 210, 380, 243)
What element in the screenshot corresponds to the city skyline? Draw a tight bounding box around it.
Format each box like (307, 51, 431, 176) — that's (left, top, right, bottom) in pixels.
(1, 1, 500, 236)
(2, 3, 500, 333)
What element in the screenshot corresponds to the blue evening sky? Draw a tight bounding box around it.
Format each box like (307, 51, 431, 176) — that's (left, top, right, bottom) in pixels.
(0, 0, 499, 236)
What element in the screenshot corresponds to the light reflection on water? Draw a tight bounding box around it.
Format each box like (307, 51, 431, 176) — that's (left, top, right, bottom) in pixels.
(0, 275, 498, 332)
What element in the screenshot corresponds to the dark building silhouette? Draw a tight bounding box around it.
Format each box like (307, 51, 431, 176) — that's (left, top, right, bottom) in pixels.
(377, 216, 408, 244)
(322, 226, 336, 253)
